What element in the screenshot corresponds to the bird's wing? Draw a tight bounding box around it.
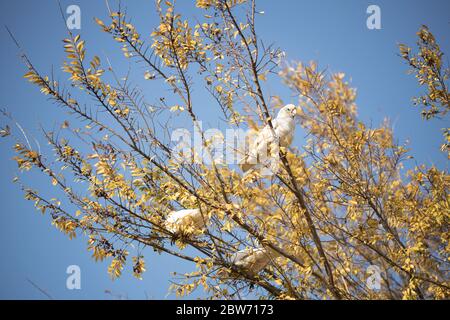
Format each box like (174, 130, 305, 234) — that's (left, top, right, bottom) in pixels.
(239, 126, 271, 172)
(231, 249, 253, 265)
(191, 209, 208, 228)
(235, 249, 271, 272)
(166, 209, 200, 226)
(274, 117, 295, 148)
(251, 249, 275, 272)
(165, 210, 183, 224)
(254, 126, 275, 159)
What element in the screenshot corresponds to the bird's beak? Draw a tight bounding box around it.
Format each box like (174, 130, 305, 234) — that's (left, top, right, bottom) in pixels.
(291, 108, 297, 117)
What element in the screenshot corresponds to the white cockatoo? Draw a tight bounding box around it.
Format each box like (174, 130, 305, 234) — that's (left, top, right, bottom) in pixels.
(165, 208, 208, 234)
(240, 104, 297, 173)
(229, 247, 281, 275)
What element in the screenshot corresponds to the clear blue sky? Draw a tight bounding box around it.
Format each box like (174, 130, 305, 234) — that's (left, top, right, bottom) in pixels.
(0, 0, 448, 299)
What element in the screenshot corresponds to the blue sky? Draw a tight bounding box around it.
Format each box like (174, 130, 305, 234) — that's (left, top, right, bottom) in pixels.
(0, 0, 448, 299)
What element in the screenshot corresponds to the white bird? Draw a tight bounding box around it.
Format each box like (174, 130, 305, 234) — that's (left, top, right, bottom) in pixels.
(229, 247, 281, 275)
(165, 209, 208, 234)
(240, 104, 297, 173)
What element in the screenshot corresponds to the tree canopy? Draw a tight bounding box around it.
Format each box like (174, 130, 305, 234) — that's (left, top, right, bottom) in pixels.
(2, 0, 449, 299)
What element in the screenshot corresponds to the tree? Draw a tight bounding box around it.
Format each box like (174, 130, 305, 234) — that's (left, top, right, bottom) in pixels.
(399, 25, 450, 158)
(1, 0, 448, 299)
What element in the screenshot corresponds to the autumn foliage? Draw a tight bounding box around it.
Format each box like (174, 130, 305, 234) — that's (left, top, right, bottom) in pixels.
(2, 1, 449, 299)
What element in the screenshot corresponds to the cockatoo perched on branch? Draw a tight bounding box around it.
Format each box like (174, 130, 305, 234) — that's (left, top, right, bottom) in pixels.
(239, 104, 297, 173)
(229, 247, 281, 276)
(165, 209, 208, 234)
